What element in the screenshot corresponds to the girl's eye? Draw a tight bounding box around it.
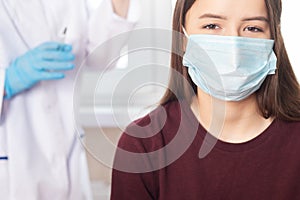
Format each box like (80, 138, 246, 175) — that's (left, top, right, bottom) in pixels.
(203, 24, 220, 30)
(244, 26, 263, 32)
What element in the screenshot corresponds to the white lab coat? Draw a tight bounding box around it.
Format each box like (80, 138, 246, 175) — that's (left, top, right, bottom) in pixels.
(0, 0, 139, 199)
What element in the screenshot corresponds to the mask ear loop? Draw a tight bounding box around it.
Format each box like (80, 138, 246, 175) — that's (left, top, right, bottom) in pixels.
(182, 26, 189, 37)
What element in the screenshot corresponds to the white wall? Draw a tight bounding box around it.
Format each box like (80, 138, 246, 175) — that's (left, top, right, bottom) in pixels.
(281, 0, 300, 81)
(79, 0, 174, 127)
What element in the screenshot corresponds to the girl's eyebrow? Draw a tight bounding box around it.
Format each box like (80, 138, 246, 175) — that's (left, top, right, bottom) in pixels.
(198, 13, 269, 23)
(198, 13, 227, 20)
(242, 16, 269, 22)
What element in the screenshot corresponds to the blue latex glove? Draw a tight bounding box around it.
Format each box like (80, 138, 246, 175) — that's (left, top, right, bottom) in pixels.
(4, 42, 75, 99)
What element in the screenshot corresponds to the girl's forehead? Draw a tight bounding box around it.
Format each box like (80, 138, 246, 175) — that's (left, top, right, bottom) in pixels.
(187, 0, 268, 19)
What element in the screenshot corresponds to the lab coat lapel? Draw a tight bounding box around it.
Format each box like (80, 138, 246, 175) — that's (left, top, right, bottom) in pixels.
(2, 0, 52, 49)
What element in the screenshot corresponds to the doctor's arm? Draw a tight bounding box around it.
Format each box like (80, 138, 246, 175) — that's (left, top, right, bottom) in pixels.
(86, 0, 140, 67)
(111, 0, 130, 19)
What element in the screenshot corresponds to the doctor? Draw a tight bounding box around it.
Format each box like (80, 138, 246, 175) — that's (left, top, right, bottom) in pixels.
(0, 0, 139, 199)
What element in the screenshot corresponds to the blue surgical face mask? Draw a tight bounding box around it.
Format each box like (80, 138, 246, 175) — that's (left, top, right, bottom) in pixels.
(182, 29, 277, 101)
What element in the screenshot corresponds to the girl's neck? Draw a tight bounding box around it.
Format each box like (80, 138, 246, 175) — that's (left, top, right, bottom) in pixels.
(191, 89, 273, 143)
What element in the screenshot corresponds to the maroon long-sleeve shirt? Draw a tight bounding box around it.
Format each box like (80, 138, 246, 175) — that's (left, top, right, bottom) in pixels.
(111, 100, 300, 200)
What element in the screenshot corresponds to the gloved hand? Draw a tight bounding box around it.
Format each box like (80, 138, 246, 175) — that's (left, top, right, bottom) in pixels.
(4, 42, 75, 99)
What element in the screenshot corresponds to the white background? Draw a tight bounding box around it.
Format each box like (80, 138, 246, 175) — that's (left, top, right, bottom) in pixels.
(281, 0, 300, 80)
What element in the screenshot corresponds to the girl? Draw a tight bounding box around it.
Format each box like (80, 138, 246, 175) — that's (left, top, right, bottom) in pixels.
(111, 0, 300, 199)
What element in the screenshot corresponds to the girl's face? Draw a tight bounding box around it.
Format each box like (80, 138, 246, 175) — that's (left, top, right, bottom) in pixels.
(185, 0, 271, 39)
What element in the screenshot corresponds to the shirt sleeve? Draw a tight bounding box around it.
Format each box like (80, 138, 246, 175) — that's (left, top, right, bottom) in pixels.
(86, 0, 140, 68)
(111, 132, 157, 200)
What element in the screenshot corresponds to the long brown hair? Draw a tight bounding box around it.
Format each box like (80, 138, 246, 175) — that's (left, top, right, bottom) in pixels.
(160, 0, 300, 121)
